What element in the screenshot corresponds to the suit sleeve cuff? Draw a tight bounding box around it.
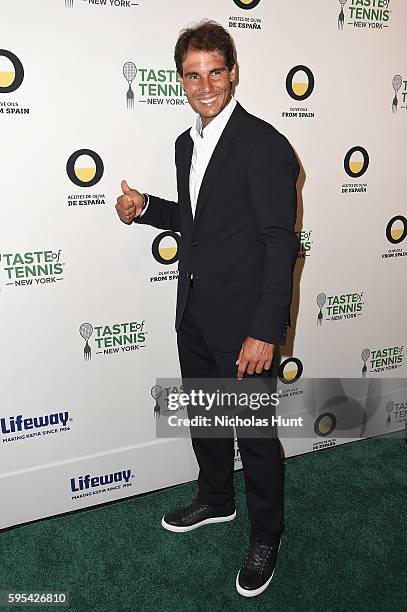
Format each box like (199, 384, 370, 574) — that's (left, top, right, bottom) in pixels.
(248, 304, 290, 346)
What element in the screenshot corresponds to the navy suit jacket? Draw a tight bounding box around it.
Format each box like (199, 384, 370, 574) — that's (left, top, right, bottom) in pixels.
(135, 102, 299, 351)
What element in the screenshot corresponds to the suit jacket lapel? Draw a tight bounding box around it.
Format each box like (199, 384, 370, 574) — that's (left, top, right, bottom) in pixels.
(179, 134, 194, 230)
(192, 102, 245, 228)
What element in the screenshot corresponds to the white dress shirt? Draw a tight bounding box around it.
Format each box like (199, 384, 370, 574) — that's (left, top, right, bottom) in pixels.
(189, 97, 236, 218)
(140, 97, 237, 219)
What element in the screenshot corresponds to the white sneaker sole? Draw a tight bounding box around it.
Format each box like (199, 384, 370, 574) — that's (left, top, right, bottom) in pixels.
(161, 510, 236, 533)
(235, 568, 276, 597)
(236, 540, 281, 597)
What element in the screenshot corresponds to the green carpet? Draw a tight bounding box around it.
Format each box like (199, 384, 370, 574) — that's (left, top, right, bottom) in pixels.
(0, 436, 406, 612)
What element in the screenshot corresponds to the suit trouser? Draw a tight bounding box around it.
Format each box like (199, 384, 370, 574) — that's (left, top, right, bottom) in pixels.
(176, 282, 283, 545)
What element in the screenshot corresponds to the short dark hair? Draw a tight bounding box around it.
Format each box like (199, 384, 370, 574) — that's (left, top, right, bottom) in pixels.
(174, 20, 235, 76)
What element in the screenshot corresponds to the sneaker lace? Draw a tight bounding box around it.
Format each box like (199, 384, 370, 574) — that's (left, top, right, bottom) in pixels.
(184, 500, 210, 520)
(243, 539, 273, 574)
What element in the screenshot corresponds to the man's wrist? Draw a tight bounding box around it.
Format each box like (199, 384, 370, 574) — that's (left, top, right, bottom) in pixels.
(137, 193, 149, 219)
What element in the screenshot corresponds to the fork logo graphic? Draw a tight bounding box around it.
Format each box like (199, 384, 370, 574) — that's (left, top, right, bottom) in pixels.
(391, 75, 405, 113)
(123, 62, 137, 109)
(79, 323, 94, 361)
(316, 293, 326, 326)
(338, 0, 347, 30)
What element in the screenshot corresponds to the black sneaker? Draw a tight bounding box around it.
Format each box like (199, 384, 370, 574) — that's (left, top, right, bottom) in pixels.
(161, 499, 236, 533)
(236, 537, 281, 597)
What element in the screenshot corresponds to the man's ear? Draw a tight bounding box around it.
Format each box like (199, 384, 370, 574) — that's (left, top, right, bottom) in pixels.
(230, 64, 237, 84)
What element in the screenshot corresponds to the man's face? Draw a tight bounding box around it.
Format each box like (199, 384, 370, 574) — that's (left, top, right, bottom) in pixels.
(180, 48, 236, 128)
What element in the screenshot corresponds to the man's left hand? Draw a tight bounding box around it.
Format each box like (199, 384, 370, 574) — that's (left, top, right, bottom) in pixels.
(235, 336, 275, 381)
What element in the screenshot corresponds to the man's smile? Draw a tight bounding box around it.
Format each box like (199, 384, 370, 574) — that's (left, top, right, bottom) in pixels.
(196, 94, 219, 105)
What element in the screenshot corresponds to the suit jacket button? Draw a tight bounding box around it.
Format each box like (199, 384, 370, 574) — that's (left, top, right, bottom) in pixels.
(191, 240, 198, 247)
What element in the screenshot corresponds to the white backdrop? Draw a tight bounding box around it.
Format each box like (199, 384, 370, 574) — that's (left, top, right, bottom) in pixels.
(1, 0, 406, 529)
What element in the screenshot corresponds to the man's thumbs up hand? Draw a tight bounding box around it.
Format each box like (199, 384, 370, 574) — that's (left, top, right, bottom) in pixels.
(116, 180, 145, 224)
(121, 179, 131, 195)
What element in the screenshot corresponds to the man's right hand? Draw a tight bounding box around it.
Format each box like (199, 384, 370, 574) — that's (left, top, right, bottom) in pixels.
(115, 180, 145, 224)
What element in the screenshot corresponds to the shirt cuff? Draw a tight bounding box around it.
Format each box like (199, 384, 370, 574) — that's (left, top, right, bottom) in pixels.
(139, 193, 149, 217)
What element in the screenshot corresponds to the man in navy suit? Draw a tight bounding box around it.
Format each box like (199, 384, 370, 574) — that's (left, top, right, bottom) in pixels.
(116, 20, 299, 597)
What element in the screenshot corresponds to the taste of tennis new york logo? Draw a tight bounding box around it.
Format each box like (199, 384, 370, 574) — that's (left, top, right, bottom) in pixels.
(79, 320, 147, 360)
(0, 49, 30, 116)
(66, 149, 106, 208)
(0, 250, 65, 289)
(316, 291, 365, 325)
(282, 66, 315, 120)
(150, 383, 184, 419)
(122, 62, 187, 109)
(229, 0, 262, 30)
(381, 215, 407, 259)
(297, 230, 313, 259)
(337, 0, 392, 31)
(360, 345, 404, 376)
(341, 146, 369, 194)
(384, 398, 407, 427)
(65, 0, 138, 8)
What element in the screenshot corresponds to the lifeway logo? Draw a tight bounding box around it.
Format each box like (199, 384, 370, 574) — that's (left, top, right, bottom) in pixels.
(79, 320, 147, 360)
(70, 468, 135, 500)
(0, 250, 65, 288)
(1, 411, 71, 444)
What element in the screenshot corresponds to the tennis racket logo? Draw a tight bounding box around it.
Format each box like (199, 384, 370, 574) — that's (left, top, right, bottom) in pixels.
(338, 0, 347, 30)
(316, 293, 326, 326)
(123, 62, 137, 109)
(361, 348, 370, 377)
(79, 323, 94, 361)
(392, 75, 403, 113)
(385, 401, 394, 426)
(151, 385, 163, 418)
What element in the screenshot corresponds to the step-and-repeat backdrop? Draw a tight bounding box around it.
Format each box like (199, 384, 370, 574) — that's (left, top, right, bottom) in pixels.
(1, 0, 406, 529)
